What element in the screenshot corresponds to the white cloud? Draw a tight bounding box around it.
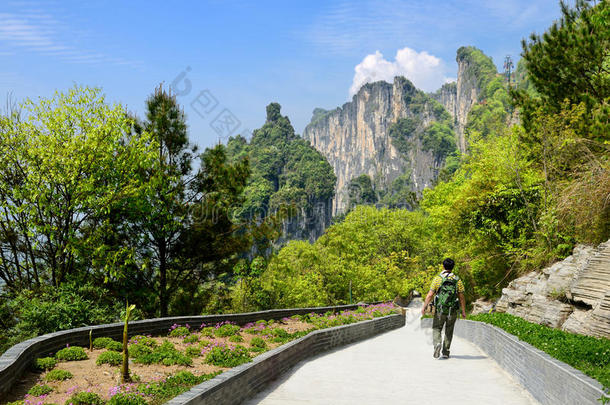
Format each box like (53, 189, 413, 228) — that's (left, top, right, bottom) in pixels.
(350, 47, 451, 96)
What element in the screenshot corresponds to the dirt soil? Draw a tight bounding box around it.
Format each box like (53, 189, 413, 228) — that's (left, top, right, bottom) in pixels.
(3, 319, 315, 404)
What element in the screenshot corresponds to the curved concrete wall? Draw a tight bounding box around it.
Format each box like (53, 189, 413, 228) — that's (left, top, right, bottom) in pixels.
(421, 318, 608, 405)
(0, 304, 372, 395)
(167, 314, 405, 405)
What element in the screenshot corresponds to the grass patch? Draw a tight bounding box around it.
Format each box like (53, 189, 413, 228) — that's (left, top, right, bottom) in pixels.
(468, 312, 610, 388)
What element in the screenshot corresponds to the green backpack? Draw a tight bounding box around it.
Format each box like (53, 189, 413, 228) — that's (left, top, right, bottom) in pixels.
(434, 274, 460, 314)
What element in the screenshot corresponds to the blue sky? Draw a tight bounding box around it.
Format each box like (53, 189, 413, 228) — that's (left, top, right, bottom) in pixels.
(0, 0, 562, 149)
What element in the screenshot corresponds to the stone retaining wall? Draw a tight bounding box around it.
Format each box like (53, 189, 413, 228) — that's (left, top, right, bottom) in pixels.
(167, 313, 405, 405)
(0, 304, 375, 395)
(421, 318, 608, 405)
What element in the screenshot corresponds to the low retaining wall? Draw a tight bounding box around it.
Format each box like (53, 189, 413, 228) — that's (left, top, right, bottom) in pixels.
(167, 313, 405, 405)
(421, 318, 608, 405)
(0, 303, 376, 395)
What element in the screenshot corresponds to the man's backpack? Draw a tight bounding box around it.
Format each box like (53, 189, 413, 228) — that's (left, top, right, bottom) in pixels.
(434, 274, 460, 315)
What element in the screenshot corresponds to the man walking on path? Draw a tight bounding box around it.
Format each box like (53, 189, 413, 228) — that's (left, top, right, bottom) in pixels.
(421, 258, 467, 359)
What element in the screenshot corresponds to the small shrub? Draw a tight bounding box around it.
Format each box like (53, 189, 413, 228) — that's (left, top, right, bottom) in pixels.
(92, 337, 114, 349)
(168, 326, 190, 337)
(137, 371, 221, 401)
(7, 401, 24, 405)
(129, 335, 157, 347)
(28, 384, 53, 396)
(271, 328, 289, 338)
(107, 392, 147, 405)
(129, 343, 153, 358)
(45, 369, 73, 381)
(106, 340, 124, 352)
(185, 345, 201, 357)
(34, 357, 57, 371)
(183, 334, 199, 344)
(97, 350, 123, 366)
(198, 339, 211, 347)
(229, 335, 244, 343)
(205, 345, 251, 367)
(214, 324, 240, 337)
(56, 346, 88, 361)
(64, 391, 104, 405)
(200, 327, 215, 338)
(133, 340, 192, 366)
(250, 337, 267, 348)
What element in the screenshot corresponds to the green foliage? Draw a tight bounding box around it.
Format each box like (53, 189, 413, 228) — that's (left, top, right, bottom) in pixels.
(34, 357, 57, 371)
(254, 206, 436, 308)
(107, 393, 147, 405)
(205, 345, 251, 367)
(347, 174, 377, 209)
(469, 313, 610, 388)
(137, 371, 221, 404)
(389, 117, 418, 155)
(185, 345, 202, 357)
(132, 340, 192, 366)
(106, 340, 124, 352)
(96, 350, 123, 366)
(93, 337, 116, 349)
(28, 384, 53, 396)
(45, 369, 73, 381)
(168, 326, 190, 337)
(64, 392, 104, 405)
(456, 46, 498, 93)
(55, 346, 88, 361)
(228, 335, 244, 343)
(182, 334, 199, 344)
(420, 122, 456, 160)
(250, 337, 267, 350)
(214, 324, 241, 337)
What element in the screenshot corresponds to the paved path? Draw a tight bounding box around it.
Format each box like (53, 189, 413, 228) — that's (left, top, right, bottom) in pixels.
(244, 301, 539, 405)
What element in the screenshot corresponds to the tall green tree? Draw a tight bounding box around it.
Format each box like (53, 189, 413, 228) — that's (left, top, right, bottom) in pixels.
(0, 86, 156, 291)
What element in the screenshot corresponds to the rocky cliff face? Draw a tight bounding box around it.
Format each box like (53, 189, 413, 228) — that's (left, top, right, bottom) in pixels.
(432, 49, 486, 154)
(303, 77, 447, 215)
(491, 240, 610, 339)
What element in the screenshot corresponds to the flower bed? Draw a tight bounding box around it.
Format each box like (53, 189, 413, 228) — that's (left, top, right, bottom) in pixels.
(3, 303, 397, 405)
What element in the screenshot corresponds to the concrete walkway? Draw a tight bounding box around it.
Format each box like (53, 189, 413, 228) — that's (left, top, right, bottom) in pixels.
(244, 301, 539, 405)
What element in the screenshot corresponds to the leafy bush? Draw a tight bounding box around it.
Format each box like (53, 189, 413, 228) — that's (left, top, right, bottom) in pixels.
(28, 384, 53, 396)
(200, 327, 215, 338)
(469, 313, 610, 388)
(64, 391, 104, 405)
(92, 337, 115, 349)
(205, 345, 251, 367)
(185, 345, 202, 357)
(228, 335, 244, 343)
(168, 326, 190, 337)
(55, 346, 88, 361)
(129, 335, 157, 347)
(34, 357, 57, 371)
(133, 340, 192, 366)
(250, 337, 267, 350)
(137, 371, 221, 402)
(198, 339, 211, 347)
(128, 343, 152, 359)
(183, 334, 199, 344)
(96, 350, 123, 366)
(214, 324, 240, 337)
(45, 369, 73, 381)
(107, 393, 147, 405)
(106, 340, 123, 352)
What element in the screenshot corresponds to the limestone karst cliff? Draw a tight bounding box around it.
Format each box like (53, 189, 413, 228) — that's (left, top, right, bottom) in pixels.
(303, 76, 454, 215)
(484, 240, 610, 339)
